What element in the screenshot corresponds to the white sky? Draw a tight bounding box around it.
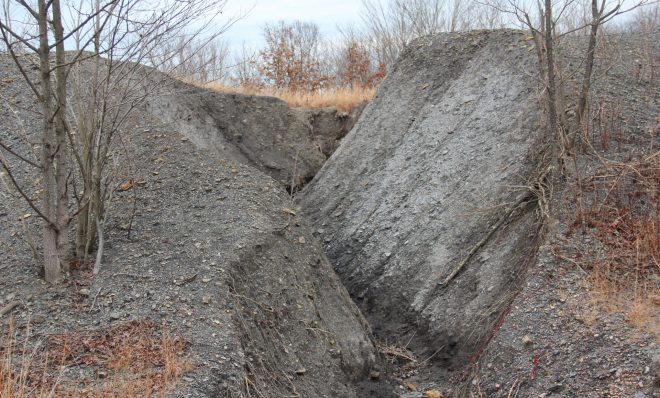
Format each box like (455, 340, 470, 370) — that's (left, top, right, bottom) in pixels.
(221, 0, 364, 50)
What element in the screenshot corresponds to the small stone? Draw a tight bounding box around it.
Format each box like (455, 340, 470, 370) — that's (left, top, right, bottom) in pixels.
(79, 288, 90, 296)
(98, 370, 108, 379)
(109, 312, 122, 320)
(202, 296, 211, 305)
(425, 389, 443, 398)
(370, 370, 381, 380)
(548, 383, 563, 392)
(298, 236, 306, 244)
(295, 367, 306, 375)
(522, 335, 533, 346)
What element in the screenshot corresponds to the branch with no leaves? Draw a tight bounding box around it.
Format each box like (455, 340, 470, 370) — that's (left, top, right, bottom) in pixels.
(0, 155, 56, 227)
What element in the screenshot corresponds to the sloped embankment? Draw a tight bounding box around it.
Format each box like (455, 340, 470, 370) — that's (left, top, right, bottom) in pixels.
(0, 55, 379, 397)
(148, 81, 362, 189)
(301, 30, 545, 366)
(128, 88, 378, 396)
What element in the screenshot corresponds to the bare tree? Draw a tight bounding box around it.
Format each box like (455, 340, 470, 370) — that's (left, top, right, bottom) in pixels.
(482, 0, 652, 172)
(259, 20, 332, 92)
(150, 36, 231, 84)
(232, 42, 263, 87)
(574, 1, 652, 132)
(0, 0, 237, 282)
(360, 0, 502, 68)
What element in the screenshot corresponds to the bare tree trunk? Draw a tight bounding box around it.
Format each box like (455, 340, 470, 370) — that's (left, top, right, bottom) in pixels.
(544, 0, 558, 143)
(543, 0, 569, 174)
(2, 0, 237, 281)
(37, 0, 62, 283)
(75, 0, 101, 259)
(52, 0, 70, 272)
(575, 0, 601, 136)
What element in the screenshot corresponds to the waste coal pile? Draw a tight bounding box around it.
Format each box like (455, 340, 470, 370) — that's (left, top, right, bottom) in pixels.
(301, 30, 545, 366)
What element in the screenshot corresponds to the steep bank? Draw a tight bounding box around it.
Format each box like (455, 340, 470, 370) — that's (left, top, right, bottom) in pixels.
(301, 30, 545, 366)
(0, 55, 381, 397)
(148, 81, 363, 190)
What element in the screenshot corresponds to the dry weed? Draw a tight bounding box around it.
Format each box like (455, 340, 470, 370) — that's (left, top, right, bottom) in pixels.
(203, 82, 377, 112)
(567, 152, 660, 336)
(0, 319, 192, 397)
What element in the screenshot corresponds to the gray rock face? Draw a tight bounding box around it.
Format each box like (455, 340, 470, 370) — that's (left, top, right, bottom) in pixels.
(301, 30, 545, 365)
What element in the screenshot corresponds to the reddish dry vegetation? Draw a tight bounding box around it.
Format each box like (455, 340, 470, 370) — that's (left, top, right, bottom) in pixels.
(566, 150, 659, 335)
(1, 319, 192, 397)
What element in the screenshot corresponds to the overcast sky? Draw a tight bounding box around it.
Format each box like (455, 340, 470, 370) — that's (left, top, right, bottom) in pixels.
(221, 0, 364, 50)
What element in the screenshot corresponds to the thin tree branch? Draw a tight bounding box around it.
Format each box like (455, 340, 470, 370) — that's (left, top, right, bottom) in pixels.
(0, 140, 42, 169)
(0, 156, 55, 227)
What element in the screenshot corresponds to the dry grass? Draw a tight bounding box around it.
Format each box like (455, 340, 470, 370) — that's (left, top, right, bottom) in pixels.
(0, 320, 47, 398)
(567, 152, 660, 337)
(0, 319, 192, 397)
(203, 82, 377, 112)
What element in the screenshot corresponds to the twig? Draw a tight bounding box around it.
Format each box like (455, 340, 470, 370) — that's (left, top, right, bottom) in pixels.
(440, 164, 553, 286)
(0, 155, 56, 227)
(289, 148, 300, 199)
(553, 253, 588, 275)
(378, 344, 417, 363)
(89, 288, 102, 313)
(174, 272, 198, 286)
(92, 217, 104, 275)
(228, 291, 275, 313)
(0, 140, 41, 169)
(419, 345, 445, 365)
(440, 192, 533, 286)
(126, 180, 138, 239)
(507, 378, 521, 398)
(0, 300, 21, 317)
(105, 272, 150, 279)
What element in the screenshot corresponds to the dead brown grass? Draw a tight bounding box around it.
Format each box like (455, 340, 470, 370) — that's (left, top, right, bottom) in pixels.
(0, 319, 192, 397)
(567, 152, 660, 337)
(203, 82, 377, 112)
